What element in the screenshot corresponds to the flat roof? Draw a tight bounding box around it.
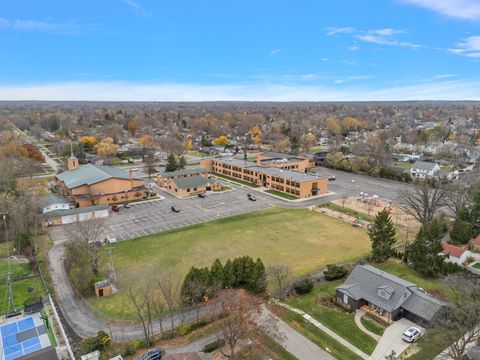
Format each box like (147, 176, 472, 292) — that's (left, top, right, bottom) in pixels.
(173, 175, 212, 189)
(160, 167, 210, 177)
(254, 166, 322, 183)
(212, 157, 257, 168)
(41, 204, 109, 218)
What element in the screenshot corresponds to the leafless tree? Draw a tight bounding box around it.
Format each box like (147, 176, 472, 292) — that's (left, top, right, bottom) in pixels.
(67, 218, 106, 274)
(126, 278, 154, 347)
(445, 183, 471, 216)
(267, 264, 292, 300)
(157, 271, 180, 334)
(215, 289, 282, 360)
(397, 180, 446, 226)
(432, 275, 480, 360)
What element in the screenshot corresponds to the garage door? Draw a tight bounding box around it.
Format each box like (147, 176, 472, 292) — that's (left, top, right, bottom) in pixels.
(61, 215, 77, 224)
(94, 209, 109, 218)
(78, 212, 93, 222)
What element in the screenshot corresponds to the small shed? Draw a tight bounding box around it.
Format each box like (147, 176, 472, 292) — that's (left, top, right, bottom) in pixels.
(94, 279, 112, 298)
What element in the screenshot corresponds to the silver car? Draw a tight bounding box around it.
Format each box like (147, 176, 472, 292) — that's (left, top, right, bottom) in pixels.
(402, 326, 421, 343)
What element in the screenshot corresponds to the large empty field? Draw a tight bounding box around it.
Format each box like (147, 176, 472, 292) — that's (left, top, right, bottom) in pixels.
(89, 207, 371, 319)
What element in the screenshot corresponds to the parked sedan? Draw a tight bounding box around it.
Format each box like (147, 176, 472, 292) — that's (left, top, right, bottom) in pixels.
(402, 326, 422, 343)
(123, 203, 131, 209)
(328, 175, 336, 181)
(247, 193, 256, 201)
(111, 205, 120, 212)
(171, 206, 180, 213)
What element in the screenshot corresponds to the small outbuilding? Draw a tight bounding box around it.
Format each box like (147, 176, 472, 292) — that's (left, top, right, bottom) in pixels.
(94, 279, 112, 298)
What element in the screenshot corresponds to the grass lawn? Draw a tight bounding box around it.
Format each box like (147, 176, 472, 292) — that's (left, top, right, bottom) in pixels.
(259, 332, 298, 360)
(213, 173, 259, 187)
(404, 333, 444, 360)
(0, 258, 32, 278)
(360, 317, 385, 336)
(286, 280, 377, 355)
(373, 260, 454, 301)
(213, 185, 232, 192)
(265, 189, 298, 200)
(0, 277, 45, 315)
(472, 262, 480, 270)
(40, 310, 57, 346)
(271, 306, 364, 360)
(89, 207, 371, 319)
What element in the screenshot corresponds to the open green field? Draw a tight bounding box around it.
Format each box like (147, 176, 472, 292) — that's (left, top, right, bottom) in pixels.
(89, 207, 371, 319)
(0, 258, 32, 279)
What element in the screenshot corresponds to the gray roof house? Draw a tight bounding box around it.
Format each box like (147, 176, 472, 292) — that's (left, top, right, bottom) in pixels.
(410, 161, 440, 179)
(336, 265, 445, 325)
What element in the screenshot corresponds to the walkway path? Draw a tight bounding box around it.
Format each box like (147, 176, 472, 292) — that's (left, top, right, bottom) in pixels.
(273, 300, 370, 360)
(354, 310, 381, 341)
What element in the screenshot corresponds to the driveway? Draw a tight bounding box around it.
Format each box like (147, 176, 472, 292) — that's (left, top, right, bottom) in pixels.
(370, 319, 424, 360)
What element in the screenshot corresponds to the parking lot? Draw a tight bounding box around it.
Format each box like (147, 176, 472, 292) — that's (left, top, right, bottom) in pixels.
(105, 183, 274, 241)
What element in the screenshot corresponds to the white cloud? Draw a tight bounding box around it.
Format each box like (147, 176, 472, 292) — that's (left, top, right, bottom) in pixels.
(122, 0, 153, 18)
(450, 35, 480, 57)
(401, 0, 480, 20)
(325, 27, 356, 36)
(434, 73, 457, 79)
(0, 17, 100, 34)
(0, 79, 478, 101)
(369, 28, 406, 36)
(355, 34, 420, 48)
(269, 49, 282, 56)
(347, 45, 360, 51)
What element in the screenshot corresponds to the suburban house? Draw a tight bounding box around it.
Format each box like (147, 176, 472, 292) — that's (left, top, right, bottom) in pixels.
(39, 194, 72, 214)
(199, 157, 328, 199)
(55, 154, 147, 207)
(410, 161, 440, 179)
(440, 243, 472, 265)
(256, 151, 312, 172)
(41, 204, 110, 227)
(336, 265, 445, 325)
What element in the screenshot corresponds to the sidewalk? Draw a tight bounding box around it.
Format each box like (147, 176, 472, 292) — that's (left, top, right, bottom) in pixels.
(273, 300, 370, 360)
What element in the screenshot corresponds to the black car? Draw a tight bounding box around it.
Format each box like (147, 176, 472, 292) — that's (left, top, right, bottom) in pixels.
(198, 193, 206, 198)
(138, 349, 163, 360)
(171, 206, 180, 213)
(247, 193, 256, 201)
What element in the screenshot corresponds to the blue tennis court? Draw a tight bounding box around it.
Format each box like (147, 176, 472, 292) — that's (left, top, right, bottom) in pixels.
(0, 315, 51, 360)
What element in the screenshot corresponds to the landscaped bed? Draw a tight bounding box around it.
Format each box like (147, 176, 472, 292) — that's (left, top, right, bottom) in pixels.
(88, 207, 371, 319)
(265, 189, 298, 200)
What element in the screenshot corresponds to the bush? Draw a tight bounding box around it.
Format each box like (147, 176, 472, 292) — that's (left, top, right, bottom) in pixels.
(441, 261, 467, 275)
(450, 219, 473, 245)
(203, 339, 225, 353)
(324, 264, 348, 281)
(293, 278, 314, 295)
(177, 320, 209, 336)
(78, 331, 111, 356)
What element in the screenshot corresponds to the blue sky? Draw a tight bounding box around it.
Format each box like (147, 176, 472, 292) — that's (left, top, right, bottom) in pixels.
(0, 0, 480, 101)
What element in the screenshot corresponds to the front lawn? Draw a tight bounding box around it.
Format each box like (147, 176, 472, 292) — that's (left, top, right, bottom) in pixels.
(0, 258, 32, 279)
(472, 262, 480, 270)
(88, 207, 371, 319)
(213, 173, 259, 187)
(360, 316, 385, 336)
(286, 280, 377, 355)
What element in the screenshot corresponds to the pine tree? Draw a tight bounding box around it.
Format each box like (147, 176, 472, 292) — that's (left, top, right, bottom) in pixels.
(450, 218, 473, 244)
(210, 258, 224, 289)
(223, 259, 235, 288)
(250, 258, 267, 293)
(369, 209, 397, 262)
(165, 153, 178, 172)
(408, 218, 445, 277)
(178, 156, 187, 170)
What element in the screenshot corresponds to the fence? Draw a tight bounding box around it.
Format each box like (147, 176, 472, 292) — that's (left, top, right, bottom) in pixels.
(48, 293, 75, 360)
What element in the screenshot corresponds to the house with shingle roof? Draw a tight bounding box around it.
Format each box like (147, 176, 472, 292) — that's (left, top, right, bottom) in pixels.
(410, 161, 440, 179)
(336, 265, 445, 325)
(440, 243, 471, 265)
(55, 155, 146, 207)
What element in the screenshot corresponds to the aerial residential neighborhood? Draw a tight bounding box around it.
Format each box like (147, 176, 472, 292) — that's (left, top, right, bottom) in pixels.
(1, 1, 480, 360)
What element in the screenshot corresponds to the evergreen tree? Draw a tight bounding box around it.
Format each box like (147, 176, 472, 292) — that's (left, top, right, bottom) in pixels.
(250, 258, 267, 293)
(165, 153, 178, 172)
(223, 259, 235, 288)
(450, 218, 473, 245)
(407, 218, 445, 277)
(369, 209, 397, 262)
(178, 155, 187, 170)
(210, 258, 224, 289)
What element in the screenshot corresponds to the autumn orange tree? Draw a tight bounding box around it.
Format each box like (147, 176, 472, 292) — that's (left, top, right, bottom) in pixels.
(95, 137, 118, 156)
(213, 135, 229, 148)
(80, 136, 97, 151)
(21, 144, 45, 163)
(251, 126, 261, 145)
(138, 135, 152, 145)
(128, 119, 139, 136)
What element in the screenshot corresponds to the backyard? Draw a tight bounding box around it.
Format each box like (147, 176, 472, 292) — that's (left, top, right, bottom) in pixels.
(88, 207, 372, 319)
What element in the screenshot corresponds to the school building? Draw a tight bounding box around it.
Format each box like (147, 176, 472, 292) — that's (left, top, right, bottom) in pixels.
(199, 156, 327, 199)
(156, 167, 223, 197)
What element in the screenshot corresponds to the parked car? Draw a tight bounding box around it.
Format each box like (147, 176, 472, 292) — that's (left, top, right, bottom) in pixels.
(123, 203, 131, 209)
(247, 193, 256, 201)
(402, 326, 422, 343)
(171, 206, 180, 213)
(105, 236, 117, 244)
(111, 205, 120, 212)
(198, 193, 206, 198)
(138, 349, 163, 360)
(328, 175, 336, 181)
